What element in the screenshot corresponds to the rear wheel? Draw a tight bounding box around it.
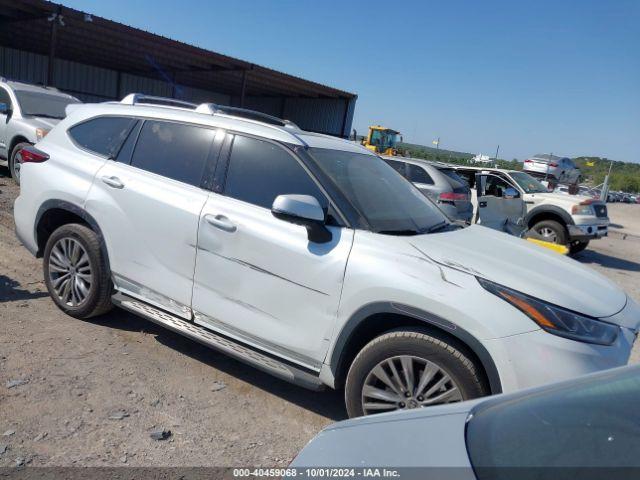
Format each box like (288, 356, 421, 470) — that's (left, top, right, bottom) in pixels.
(532, 219, 567, 245)
(43, 223, 113, 318)
(569, 240, 589, 255)
(345, 329, 488, 418)
(9, 142, 31, 185)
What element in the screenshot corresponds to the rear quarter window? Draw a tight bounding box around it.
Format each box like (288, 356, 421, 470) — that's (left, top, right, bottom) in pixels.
(129, 120, 216, 187)
(68, 116, 137, 158)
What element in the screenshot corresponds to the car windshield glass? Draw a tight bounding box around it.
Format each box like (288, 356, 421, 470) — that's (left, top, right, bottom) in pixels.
(308, 147, 448, 234)
(466, 366, 640, 479)
(509, 171, 549, 193)
(15, 90, 80, 119)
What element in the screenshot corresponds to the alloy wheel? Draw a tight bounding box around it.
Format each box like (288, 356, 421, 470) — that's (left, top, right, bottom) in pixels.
(361, 355, 462, 415)
(48, 237, 92, 307)
(538, 227, 558, 243)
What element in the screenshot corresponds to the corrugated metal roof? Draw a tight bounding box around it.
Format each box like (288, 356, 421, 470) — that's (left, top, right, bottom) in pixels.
(0, 0, 356, 100)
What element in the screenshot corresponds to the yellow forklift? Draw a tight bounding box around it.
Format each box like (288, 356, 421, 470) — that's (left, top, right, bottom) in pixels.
(361, 126, 402, 156)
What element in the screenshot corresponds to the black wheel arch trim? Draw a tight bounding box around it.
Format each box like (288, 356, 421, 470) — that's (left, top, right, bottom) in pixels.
(330, 302, 503, 394)
(525, 205, 574, 228)
(34, 200, 110, 271)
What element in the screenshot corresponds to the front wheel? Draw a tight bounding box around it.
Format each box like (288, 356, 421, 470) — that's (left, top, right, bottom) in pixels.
(532, 219, 568, 245)
(344, 329, 488, 418)
(43, 223, 114, 318)
(569, 240, 589, 255)
(9, 142, 31, 185)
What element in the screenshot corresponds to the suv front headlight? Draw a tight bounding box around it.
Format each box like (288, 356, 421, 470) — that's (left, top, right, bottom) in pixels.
(477, 277, 619, 346)
(571, 200, 595, 215)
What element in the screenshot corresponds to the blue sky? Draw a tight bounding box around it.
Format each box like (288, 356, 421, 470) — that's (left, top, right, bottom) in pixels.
(61, 0, 640, 162)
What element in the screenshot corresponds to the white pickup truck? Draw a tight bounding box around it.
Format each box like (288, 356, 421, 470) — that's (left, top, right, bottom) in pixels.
(452, 167, 609, 255)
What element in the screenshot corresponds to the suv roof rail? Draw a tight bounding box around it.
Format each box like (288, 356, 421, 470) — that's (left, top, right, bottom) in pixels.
(120, 93, 198, 109)
(195, 103, 300, 130)
(118, 93, 301, 132)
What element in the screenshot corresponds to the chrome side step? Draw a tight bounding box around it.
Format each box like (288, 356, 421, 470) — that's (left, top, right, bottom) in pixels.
(112, 292, 324, 391)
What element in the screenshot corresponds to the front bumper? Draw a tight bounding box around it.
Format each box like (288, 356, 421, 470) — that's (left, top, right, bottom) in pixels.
(485, 298, 639, 393)
(568, 222, 608, 241)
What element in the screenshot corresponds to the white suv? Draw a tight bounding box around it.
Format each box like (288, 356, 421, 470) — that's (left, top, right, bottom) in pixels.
(14, 95, 640, 417)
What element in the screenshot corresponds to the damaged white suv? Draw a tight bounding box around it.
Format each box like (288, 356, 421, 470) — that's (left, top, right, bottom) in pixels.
(14, 95, 640, 417)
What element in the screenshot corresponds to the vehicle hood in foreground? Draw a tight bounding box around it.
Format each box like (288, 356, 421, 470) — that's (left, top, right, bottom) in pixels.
(409, 225, 627, 319)
(291, 401, 478, 470)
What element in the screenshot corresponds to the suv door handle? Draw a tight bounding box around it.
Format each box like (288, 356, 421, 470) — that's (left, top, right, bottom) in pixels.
(101, 176, 125, 189)
(204, 214, 237, 233)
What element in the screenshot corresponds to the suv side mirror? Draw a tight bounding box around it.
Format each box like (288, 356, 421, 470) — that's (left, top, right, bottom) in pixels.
(271, 194, 331, 243)
(504, 187, 519, 199)
(0, 102, 9, 115)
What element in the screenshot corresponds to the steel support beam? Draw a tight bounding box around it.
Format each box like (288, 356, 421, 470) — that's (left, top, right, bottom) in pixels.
(46, 15, 58, 86)
(239, 69, 248, 108)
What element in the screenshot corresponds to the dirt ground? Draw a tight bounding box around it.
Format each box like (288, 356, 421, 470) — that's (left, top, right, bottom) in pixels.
(1, 173, 639, 467)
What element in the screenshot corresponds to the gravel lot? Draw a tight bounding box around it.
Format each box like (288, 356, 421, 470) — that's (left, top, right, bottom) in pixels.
(1, 173, 638, 467)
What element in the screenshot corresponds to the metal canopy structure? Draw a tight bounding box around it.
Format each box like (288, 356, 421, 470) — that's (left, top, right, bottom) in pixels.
(0, 0, 357, 136)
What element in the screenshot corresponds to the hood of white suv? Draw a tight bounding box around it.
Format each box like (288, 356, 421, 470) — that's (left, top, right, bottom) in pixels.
(409, 225, 626, 319)
(527, 191, 603, 208)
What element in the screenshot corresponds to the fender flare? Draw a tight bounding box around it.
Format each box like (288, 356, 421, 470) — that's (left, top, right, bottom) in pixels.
(525, 204, 574, 228)
(329, 302, 503, 394)
(34, 200, 110, 271)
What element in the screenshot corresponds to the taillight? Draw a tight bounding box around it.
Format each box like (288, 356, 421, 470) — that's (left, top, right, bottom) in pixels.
(549, 162, 558, 167)
(17, 146, 49, 164)
(439, 192, 468, 203)
(524, 159, 533, 163)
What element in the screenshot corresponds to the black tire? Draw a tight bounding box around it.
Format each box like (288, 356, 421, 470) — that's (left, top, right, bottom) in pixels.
(532, 219, 568, 245)
(345, 329, 488, 418)
(569, 240, 589, 255)
(43, 223, 113, 318)
(9, 142, 31, 186)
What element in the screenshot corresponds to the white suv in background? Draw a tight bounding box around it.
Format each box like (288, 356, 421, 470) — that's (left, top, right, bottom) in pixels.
(13, 95, 640, 417)
(0, 78, 81, 184)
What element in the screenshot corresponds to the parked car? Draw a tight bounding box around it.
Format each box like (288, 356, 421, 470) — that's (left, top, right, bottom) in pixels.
(622, 194, 633, 204)
(0, 78, 81, 184)
(292, 364, 640, 478)
(453, 167, 609, 255)
(382, 156, 473, 223)
(523, 154, 580, 185)
(14, 94, 639, 418)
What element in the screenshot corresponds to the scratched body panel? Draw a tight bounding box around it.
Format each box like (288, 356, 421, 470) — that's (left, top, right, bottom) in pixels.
(193, 193, 354, 367)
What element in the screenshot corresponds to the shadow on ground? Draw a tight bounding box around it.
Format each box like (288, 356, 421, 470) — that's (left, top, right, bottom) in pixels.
(88, 308, 348, 421)
(575, 250, 640, 272)
(0, 275, 49, 302)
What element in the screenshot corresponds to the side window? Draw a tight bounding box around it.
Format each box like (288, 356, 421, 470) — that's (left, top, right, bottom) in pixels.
(384, 159, 407, 177)
(68, 117, 137, 158)
(224, 135, 327, 210)
(130, 120, 216, 187)
(483, 175, 513, 198)
(0, 88, 11, 111)
(406, 164, 434, 185)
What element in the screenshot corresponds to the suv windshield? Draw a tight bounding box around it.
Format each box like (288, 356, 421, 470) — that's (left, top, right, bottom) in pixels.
(508, 171, 549, 193)
(466, 366, 640, 478)
(308, 148, 448, 234)
(15, 90, 80, 119)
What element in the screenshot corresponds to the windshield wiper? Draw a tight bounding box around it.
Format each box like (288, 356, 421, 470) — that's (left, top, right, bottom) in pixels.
(426, 221, 451, 234)
(377, 229, 423, 236)
(27, 113, 63, 119)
